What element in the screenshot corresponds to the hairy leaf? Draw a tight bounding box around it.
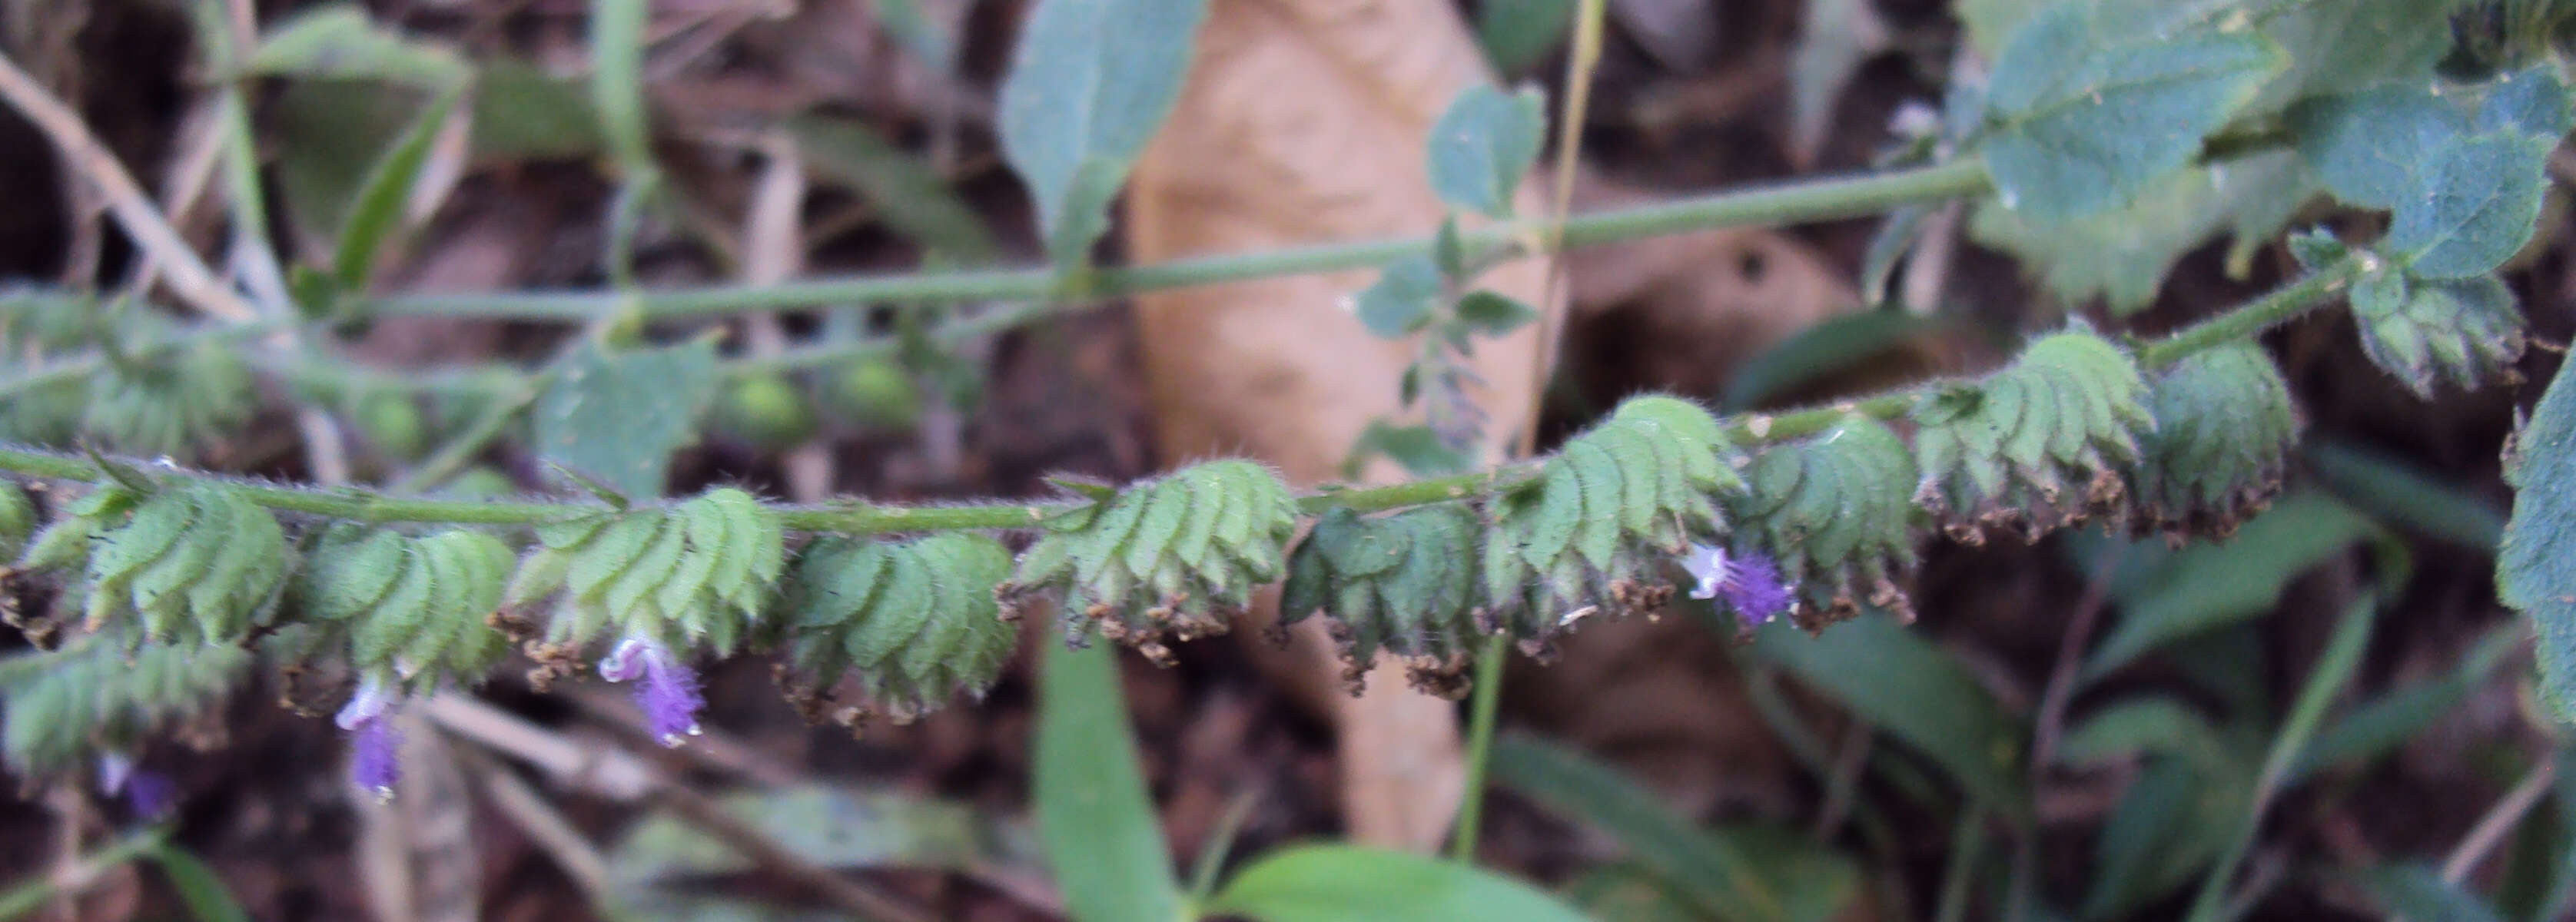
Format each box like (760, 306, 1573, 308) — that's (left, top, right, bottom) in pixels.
(783, 532, 1017, 722)
(1001, 460, 1297, 662)
(1913, 328, 2153, 542)
(1426, 85, 1546, 217)
(2501, 353, 2576, 722)
(79, 486, 290, 645)
(81, 340, 254, 461)
(1967, 151, 2315, 313)
(996, 0, 1210, 265)
(1725, 416, 1918, 626)
(1481, 396, 1738, 647)
(2129, 340, 2299, 542)
(1980, 1, 2283, 220)
(1280, 505, 1484, 697)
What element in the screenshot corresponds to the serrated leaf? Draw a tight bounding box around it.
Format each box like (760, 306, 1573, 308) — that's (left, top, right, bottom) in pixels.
(1980, 2, 2283, 220)
(535, 338, 720, 499)
(1208, 844, 1591, 922)
(2501, 354, 2576, 722)
(996, 0, 1210, 265)
(1426, 85, 1545, 217)
(1353, 257, 1443, 338)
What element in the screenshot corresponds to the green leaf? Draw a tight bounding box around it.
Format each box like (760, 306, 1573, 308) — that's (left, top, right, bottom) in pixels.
(1721, 310, 1947, 410)
(2080, 755, 2248, 920)
(790, 114, 1001, 262)
(468, 59, 603, 162)
(533, 338, 720, 499)
(2501, 354, 2576, 722)
(1750, 612, 2027, 811)
(1034, 642, 1183, 922)
(1979, 2, 2283, 219)
(2479, 64, 2576, 138)
(148, 845, 251, 922)
(1208, 844, 1592, 922)
(2243, 0, 2467, 114)
(2292, 623, 2519, 779)
(996, 0, 1210, 266)
(1346, 421, 1472, 477)
(1492, 735, 1857, 922)
(1353, 257, 1443, 338)
(1476, 0, 1574, 74)
(1426, 85, 1546, 217)
(1967, 151, 2315, 313)
(606, 783, 1030, 887)
(245, 4, 469, 88)
(2355, 864, 2511, 922)
(2303, 439, 2505, 552)
(2291, 82, 2471, 211)
(334, 83, 463, 290)
(1454, 290, 1540, 337)
(2086, 492, 2376, 678)
(2386, 131, 2557, 278)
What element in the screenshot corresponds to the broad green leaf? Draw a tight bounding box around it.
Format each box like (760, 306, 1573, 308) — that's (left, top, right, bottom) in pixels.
(1208, 844, 1592, 922)
(2355, 864, 2511, 922)
(2291, 83, 2470, 211)
(1492, 735, 1857, 922)
(1426, 85, 1546, 217)
(791, 114, 1001, 262)
(470, 59, 605, 162)
(2479, 64, 2576, 138)
(1034, 642, 1183, 922)
(148, 845, 252, 922)
(1353, 257, 1443, 337)
(1979, 2, 2283, 220)
(2303, 439, 2505, 552)
(2501, 354, 2576, 722)
(1953, 0, 2055, 58)
(334, 83, 463, 290)
(1476, 0, 1575, 75)
(1751, 612, 2027, 810)
(246, 4, 469, 88)
(1455, 290, 1540, 337)
(2244, 0, 2467, 114)
(997, 0, 1210, 265)
(1721, 310, 1946, 410)
(606, 784, 1031, 887)
(2291, 623, 2519, 780)
(2085, 492, 2375, 678)
(2080, 756, 2247, 920)
(2387, 131, 2557, 278)
(272, 80, 434, 259)
(1967, 151, 2313, 314)
(533, 339, 720, 499)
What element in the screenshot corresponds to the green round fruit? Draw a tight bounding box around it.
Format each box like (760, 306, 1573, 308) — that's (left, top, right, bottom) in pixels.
(829, 359, 921, 432)
(715, 373, 818, 448)
(353, 390, 428, 459)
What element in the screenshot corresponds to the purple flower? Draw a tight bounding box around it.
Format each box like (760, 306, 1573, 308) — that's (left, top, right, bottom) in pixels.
(337, 677, 405, 801)
(1685, 544, 1795, 631)
(96, 753, 177, 817)
(600, 636, 704, 747)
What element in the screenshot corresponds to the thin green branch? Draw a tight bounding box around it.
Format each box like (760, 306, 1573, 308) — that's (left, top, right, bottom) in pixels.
(367, 159, 1997, 320)
(0, 260, 2355, 536)
(1448, 632, 1514, 862)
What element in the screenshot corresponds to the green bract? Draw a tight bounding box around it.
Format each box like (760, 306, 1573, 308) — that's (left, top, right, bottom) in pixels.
(0, 483, 31, 562)
(1479, 396, 1738, 650)
(504, 486, 785, 652)
(783, 532, 1016, 722)
(0, 637, 249, 775)
(1000, 459, 1299, 662)
(1726, 416, 1918, 626)
(1911, 329, 2153, 542)
(80, 340, 254, 460)
(2130, 341, 2299, 544)
(296, 525, 516, 689)
(1281, 504, 1486, 698)
(75, 484, 290, 645)
(2349, 263, 2527, 399)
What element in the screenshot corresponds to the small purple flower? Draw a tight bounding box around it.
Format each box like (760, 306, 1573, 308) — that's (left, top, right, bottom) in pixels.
(1685, 544, 1796, 631)
(95, 753, 177, 817)
(337, 676, 405, 801)
(600, 636, 704, 747)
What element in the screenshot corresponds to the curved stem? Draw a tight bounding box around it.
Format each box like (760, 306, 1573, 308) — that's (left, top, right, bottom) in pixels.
(2137, 254, 2359, 369)
(367, 160, 1996, 320)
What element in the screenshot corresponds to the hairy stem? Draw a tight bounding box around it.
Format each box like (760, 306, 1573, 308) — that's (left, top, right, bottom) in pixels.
(2137, 254, 2359, 369)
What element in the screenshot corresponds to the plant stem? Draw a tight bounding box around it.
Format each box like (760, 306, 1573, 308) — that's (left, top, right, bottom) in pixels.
(1448, 632, 1512, 863)
(0, 825, 171, 919)
(367, 159, 1996, 320)
(2137, 254, 2359, 369)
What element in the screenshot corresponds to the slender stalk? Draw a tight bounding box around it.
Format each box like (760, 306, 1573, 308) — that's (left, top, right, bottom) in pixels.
(1448, 632, 1512, 863)
(367, 159, 1995, 320)
(2137, 254, 2359, 369)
